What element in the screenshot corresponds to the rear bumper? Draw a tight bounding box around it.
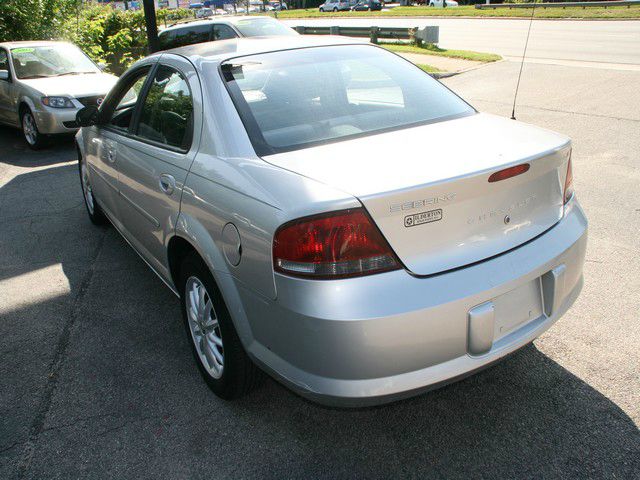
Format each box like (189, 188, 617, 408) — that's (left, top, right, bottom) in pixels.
(240, 200, 588, 407)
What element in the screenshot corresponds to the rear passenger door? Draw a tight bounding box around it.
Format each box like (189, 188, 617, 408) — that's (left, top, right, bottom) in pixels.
(114, 55, 202, 281)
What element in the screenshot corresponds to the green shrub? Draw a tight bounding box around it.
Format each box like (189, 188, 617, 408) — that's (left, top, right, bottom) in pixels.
(60, 4, 148, 75)
(1, 2, 195, 76)
(0, 0, 78, 42)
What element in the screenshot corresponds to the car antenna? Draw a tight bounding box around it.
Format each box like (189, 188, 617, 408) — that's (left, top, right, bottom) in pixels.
(511, 0, 537, 121)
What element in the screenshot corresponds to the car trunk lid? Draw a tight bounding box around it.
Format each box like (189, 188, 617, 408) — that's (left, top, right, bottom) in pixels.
(263, 113, 571, 276)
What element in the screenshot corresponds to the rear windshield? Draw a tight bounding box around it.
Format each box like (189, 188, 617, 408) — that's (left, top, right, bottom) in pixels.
(221, 45, 474, 155)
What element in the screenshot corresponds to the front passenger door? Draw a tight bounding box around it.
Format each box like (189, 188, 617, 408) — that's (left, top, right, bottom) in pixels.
(114, 56, 201, 281)
(87, 66, 152, 220)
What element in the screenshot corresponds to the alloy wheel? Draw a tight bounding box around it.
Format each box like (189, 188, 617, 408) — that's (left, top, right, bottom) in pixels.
(22, 112, 38, 146)
(185, 276, 224, 379)
(81, 162, 95, 215)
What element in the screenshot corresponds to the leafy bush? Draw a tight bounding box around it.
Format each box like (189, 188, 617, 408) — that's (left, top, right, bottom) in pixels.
(1, 2, 195, 76)
(0, 0, 78, 42)
(60, 4, 148, 75)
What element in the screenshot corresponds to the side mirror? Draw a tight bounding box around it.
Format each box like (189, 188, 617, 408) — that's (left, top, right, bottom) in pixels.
(0, 70, 9, 81)
(97, 63, 107, 72)
(76, 106, 100, 127)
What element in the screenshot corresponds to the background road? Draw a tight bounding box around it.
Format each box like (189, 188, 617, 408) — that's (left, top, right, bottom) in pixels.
(1, 60, 639, 478)
(284, 18, 640, 69)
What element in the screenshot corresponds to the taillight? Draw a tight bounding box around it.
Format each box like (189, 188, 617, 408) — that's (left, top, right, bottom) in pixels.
(273, 208, 400, 279)
(563, 154, 574, 205)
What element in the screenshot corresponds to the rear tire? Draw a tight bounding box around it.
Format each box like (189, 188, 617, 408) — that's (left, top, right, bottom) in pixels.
(78, 148, 108, 225)
(179, 252, 261, 400)
(20, 107, 47, 150)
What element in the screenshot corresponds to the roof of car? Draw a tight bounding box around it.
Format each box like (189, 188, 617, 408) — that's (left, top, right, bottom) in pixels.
(163, 35, 367, 63)
(0, 40, 75, 49)
(161, 15, 273, 33)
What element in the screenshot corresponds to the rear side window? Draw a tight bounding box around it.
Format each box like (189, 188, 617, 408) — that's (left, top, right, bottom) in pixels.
(136, 66, 193, 150)
(213, 24, 237, 41)
(159, 24, 211, 50)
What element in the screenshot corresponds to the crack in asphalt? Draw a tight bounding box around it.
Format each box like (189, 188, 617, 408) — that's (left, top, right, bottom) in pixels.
(15, 229, 107, 479)
(466, 98, 640, 123)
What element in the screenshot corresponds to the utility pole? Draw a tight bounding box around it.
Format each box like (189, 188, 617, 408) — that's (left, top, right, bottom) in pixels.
(142, 0, 160, 54)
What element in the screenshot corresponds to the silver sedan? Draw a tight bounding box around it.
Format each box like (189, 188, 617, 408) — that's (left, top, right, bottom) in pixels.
(75, 36, 587, 406)
(0, 41, 117, 149)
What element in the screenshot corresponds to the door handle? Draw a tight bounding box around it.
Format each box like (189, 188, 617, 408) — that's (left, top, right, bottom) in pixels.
(106, 149, 116, 163)
(159, 174, 176, 195)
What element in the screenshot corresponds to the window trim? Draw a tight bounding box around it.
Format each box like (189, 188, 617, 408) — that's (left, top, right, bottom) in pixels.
(130, 63, 195, 154)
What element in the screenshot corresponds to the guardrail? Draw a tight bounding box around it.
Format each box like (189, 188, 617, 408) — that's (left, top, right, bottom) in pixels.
(476, 0, 640, 9)
(295, 25, 439, 44)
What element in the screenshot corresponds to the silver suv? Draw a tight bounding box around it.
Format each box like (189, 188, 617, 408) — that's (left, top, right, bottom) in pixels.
(158, 16, 297, 51)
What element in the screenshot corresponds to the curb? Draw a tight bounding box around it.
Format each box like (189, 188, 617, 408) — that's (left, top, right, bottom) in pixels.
(433, 58, 505, 79)
(282, 15, 640, 21)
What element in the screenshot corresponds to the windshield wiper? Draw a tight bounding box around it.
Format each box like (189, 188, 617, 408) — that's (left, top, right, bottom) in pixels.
(53, 71, 97, 77)
(21, 74, 54, 79)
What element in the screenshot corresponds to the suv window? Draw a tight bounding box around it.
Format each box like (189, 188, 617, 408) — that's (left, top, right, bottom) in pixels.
(159, 24, 212, 50)
(213, 24, 237, 41)
(136, 66, 193, 150)
(105, 68, 150, 132)
(0, 49, 9, 78)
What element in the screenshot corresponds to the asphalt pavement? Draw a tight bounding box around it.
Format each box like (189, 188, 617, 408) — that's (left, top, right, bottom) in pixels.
(1, 60, 639, 478)
(284, 18, 640, 69)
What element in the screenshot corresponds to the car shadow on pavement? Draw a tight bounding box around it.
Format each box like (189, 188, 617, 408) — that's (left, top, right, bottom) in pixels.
(0, 126, 76, 168)
(1, 145, 638, 479)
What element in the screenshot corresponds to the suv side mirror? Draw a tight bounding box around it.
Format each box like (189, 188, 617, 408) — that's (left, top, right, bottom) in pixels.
(0, 70, 9, 81)
(76, 106, 100, 127)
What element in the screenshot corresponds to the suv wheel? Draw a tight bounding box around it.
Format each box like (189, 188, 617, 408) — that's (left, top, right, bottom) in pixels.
(179, 252, 261, 399)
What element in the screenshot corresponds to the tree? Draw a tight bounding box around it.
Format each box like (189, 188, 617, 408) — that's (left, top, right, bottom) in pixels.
(0, 0, 79, 42)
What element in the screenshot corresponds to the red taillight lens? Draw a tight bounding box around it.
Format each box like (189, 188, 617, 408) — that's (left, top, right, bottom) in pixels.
(273, 208, 400, 279)
(488, 163, 530, 183)
(563, 155, 574, 205)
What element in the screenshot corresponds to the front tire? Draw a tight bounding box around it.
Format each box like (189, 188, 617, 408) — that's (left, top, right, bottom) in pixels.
(319, 7, 324, 11)
(21, 107, 47, 150)
(78, 148, 108, 225)
(179, 252, 261, 400)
